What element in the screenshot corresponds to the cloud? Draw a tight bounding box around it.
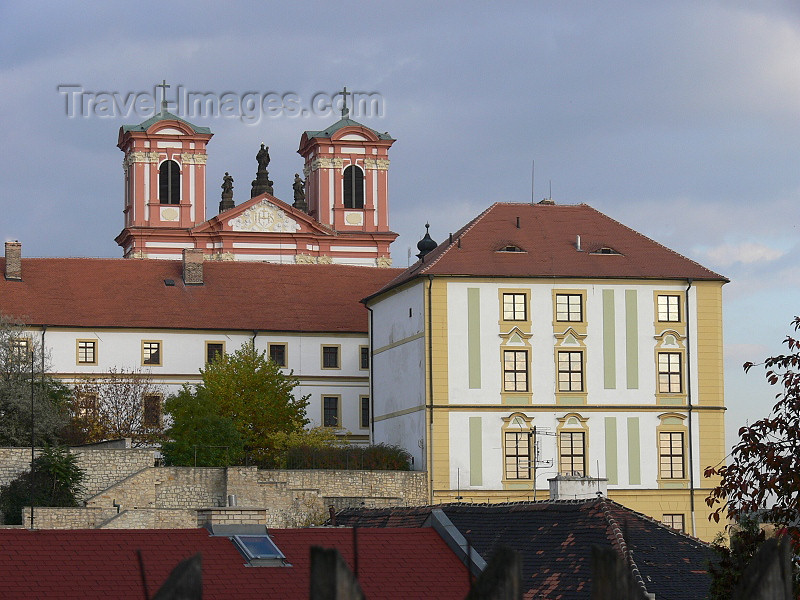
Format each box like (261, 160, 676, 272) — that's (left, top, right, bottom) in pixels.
(700, 242, 786, 267)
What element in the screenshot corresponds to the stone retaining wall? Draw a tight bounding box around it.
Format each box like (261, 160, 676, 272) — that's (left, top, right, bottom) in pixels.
(0, 447, 155, 500)
(1, 447, 428, 530)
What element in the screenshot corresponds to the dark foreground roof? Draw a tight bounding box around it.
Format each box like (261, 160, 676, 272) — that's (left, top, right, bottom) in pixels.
(0, 527, 469, 599)
(335, 499, 715, 600)
(368, 203, 727, 300)
(0, 258, 400, 332)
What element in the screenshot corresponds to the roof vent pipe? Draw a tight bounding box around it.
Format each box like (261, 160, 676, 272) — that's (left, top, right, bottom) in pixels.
(576, 235, 582, 252)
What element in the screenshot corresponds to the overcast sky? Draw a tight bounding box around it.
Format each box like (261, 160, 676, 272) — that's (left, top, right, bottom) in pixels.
(1, 1, 798, 453)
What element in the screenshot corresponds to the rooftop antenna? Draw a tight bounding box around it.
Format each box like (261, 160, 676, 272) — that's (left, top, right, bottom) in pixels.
(549, 179, 552, 202)
(531, 159, 535, 204)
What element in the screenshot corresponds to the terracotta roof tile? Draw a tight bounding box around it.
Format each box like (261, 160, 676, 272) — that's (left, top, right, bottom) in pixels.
(0, 259, 401, 332)
(368, 203, 726, 300)
(0, 527, 469, 599)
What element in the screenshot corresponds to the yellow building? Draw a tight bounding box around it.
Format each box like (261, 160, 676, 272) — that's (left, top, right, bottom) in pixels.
(365, 201, 727, 541)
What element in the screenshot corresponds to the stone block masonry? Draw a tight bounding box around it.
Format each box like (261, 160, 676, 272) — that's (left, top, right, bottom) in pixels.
(0, 447, 155, 501)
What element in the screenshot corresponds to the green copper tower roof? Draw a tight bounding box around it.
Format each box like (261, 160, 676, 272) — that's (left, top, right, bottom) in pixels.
(121, 109, 212, 135)
(304, 117, 393, 141)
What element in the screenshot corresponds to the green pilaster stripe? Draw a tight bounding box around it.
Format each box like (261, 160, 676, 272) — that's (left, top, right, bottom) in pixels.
(469, 417, 482, 486)
(625, 290, 639, 389)
(604, 417, 618, 485)
(627, 417, 641, 485)
(603, 289, 616, 389)
(467, 288, 481, 389)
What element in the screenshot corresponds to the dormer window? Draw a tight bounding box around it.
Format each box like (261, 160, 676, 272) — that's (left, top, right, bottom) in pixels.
(159, 160, 181, 205)
(497, 244, 525, 253)
(343, 165, 364, 209)
(590, 246, 620, 255)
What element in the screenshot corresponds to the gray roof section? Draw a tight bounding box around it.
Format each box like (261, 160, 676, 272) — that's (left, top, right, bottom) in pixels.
(304, 117, 393, 140)
(121, 109, 212, 134)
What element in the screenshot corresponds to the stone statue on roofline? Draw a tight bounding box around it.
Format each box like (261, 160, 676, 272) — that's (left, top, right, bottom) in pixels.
(251, 143, 274, 197)
(219, 172, 235, 213)
(256, 143, 270, 171)
(292, 173, 307, 212)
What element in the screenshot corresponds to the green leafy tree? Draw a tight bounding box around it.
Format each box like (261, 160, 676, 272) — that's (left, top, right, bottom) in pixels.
(0, 314, 69, 446)
(0, 445, 85, 525)
(164, 341, 309, 464)
(161, 386, 244, 466)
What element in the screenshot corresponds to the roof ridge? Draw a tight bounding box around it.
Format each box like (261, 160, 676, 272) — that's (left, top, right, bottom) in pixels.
(598, 498, 650, 597)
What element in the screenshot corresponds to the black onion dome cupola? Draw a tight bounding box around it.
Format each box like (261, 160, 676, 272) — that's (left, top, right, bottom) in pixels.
(416, 223, 437, 260)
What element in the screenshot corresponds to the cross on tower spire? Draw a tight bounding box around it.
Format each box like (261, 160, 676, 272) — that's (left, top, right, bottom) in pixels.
(156, 79, 170, 114)
(337, 86, 351, 118)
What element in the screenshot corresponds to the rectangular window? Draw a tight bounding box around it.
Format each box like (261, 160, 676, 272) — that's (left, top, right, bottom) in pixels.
(558, 351, 584, 392)
(143, 395, 162, 428)
(323, 396, 339, 427)
(322, 346, 340, 369)
(659, 432, 685, 479)
(75, 393, 98, 419)
(360, 397, 370, 429)
(142, 341, 161, 366)
(77, 340, 97, 365)
(206, 342, 224, 364)
(360, 346, 370, 370)
(658, 352, 682, 393)
(11, 338, 29, 358)
(658, 295, 681, 322)
(662, 514, 685, 532)
(559, 431, 586, 475)
(502, 293, 527, 321)
(556, 294, 583, 322)
(269, 343, 287, 367)
(503, 350, 528, 392)
(504, 431, 531, 479)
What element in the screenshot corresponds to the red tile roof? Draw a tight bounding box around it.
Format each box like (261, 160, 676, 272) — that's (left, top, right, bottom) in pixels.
(368, 203, 726, 300)
(0, 527, 470, 599)
(0, 259, 401, 332)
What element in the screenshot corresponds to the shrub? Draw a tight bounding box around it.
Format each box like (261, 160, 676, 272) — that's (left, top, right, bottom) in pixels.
(0, 445, 85, 525)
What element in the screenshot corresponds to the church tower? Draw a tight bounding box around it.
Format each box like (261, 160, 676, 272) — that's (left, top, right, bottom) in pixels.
(115, 93, 212, 258)
(297, 101, 396, 262)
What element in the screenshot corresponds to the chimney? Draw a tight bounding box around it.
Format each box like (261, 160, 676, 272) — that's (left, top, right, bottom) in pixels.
(5, 241, 21, 281)
(182, 248, 204, 285)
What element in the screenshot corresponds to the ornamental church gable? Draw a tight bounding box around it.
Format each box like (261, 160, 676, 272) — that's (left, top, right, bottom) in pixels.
(194, 194, 333, 236)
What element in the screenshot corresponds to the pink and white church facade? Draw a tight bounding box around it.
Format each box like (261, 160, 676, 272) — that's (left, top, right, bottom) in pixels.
(115, 108, 397, 266)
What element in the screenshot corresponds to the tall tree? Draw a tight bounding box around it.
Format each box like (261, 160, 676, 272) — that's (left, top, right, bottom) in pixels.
(68, 367, 165, 447)
(0, 314, 68, 446)
(165, 341, 309, 464)
(705, 316, 800, 538)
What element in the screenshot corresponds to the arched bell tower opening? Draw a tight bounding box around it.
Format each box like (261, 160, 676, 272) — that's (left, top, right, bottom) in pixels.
(159, 160, 181, 205)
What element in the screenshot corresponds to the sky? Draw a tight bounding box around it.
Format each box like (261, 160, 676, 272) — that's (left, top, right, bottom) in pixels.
(1, 1, 798, 453)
